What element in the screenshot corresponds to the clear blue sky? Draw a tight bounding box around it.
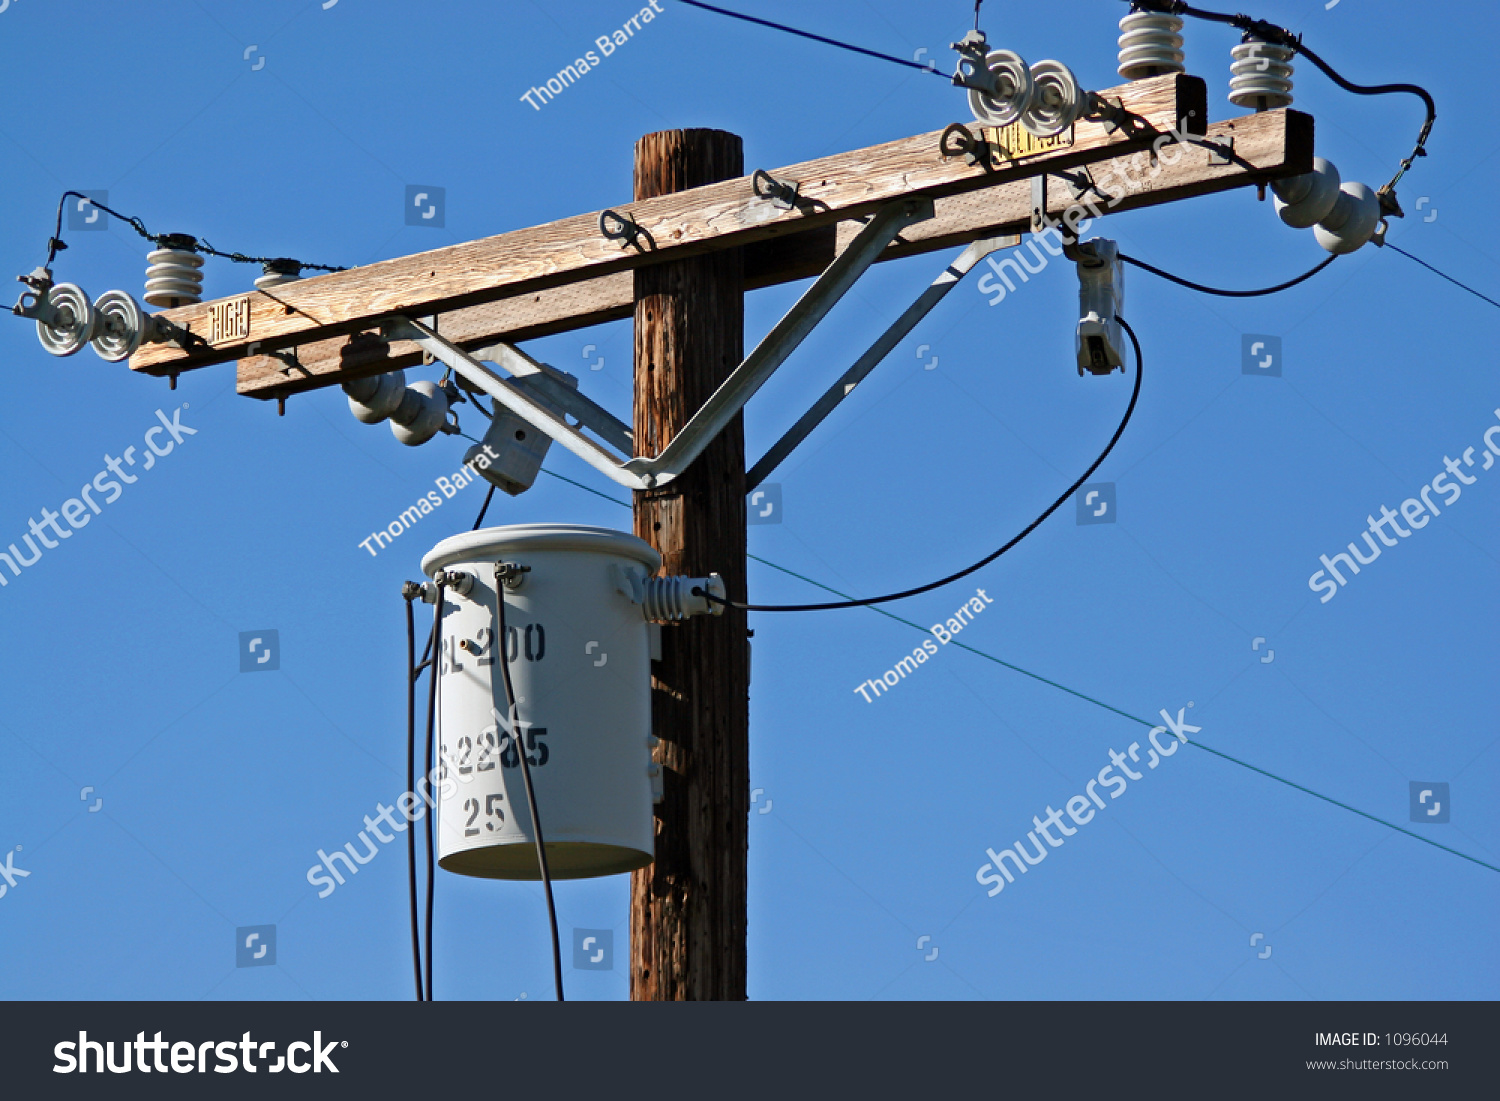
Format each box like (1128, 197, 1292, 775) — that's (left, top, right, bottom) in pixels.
(0, 0, 1494, 1001)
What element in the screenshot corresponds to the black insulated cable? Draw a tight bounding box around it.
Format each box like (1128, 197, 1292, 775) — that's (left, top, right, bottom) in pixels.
(42, 190, 346, 272)
(422, 577, 447, 1001)
(473, 485, 496, 531)
(402, 585, 425, 1001)
(699, 316, 1144, 613)
(493, 565, 566, 1002)
(1121, 252, 1336, 297)
(1122, 2, 1435, 195)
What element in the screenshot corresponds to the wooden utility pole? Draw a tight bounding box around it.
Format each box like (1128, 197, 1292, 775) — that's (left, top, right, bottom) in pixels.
(101, 69, 1316, 999)
(629, 129, 750, 1001)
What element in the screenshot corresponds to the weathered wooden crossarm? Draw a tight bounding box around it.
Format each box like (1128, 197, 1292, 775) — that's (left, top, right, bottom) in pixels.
(127, 72, 1208, 378)
(233, 105, 1311, 401)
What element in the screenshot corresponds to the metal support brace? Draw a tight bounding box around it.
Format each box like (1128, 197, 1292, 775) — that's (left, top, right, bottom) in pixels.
(383, 316, 642, 486)
(621, 198, 934, 487)
(746, 234, 1015, 491)
(465, 339, 633, 456)
(389, 198, 933, 491)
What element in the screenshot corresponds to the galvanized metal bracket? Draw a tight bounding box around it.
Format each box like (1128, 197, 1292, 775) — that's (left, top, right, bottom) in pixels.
(1205, 136, 1235, 166)
(383, 317, 644, 488)
(465, 339, 633, 456)
(622, 198, 934, 488)
(1031, 175, 1049, 235)
(387, 197, 934, 492)
(752, 169, 801, 210)
(747, 233, 1014, 491)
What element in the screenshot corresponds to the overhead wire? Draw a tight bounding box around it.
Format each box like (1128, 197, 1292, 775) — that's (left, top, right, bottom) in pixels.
(473, 485, 497, 530)
(673, 0, 947, 77)
(534, 469, 1499, 876)
(1120, 252, 1336, 297)
(41, 190, 346, 273)
(1385, 244, 1500, 313)
(1125, 2, 1435, 198)
(696, 316, 1144, 612)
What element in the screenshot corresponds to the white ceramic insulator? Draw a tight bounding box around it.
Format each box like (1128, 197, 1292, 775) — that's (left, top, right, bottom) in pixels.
(1021, 59, 1085, 139)
(254, 267, 301, 291)
(144, 248, 204, 307)
(1314, 181, 1381, 255)
(1229, 39, 1294, 109)
(344, 370, 407, 424)
(90, 290, 146, 362)
(35, 283, 96, 357)
(1271, 156, 1342, 229)
(967, 48, 1034, 128)
(1118, 12, 1184, 79)
(390, 380, 449, 446)
(641, 574, 725, 621)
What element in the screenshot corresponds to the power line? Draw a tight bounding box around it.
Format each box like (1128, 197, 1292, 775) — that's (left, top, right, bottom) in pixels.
(1386, 243, 1500, 313)
(42, 190, 346, 273)
(1121, 253, 1336, 297)
(472, 485, 496, 530)
(701, 316, 1143, 612)
(759, 556, 1500, 877)
(1129, 2, 1435, 195)
(673, 0, 946, 77)
(534, 470, 1499, 877)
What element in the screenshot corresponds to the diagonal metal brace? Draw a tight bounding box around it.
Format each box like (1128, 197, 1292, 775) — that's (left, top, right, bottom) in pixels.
(384, 317, 648, 488)
(465, 339, 633, 456)
(747, 234, 1015, 491)
(623, 198, 934, 487)
(387, 198, 933, 492)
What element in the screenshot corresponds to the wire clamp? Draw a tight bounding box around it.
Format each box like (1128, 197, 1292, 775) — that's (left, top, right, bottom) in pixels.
(752, 169, 800, 210)
(11, 267, 53, 319)
(495, 561, 532, 590)
(939, 123, 992, 171)
(950, 29, 997, 95)
(599, 209, 651, 251)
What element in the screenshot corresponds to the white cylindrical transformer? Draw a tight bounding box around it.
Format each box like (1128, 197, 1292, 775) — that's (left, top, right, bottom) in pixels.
(420, 525, 672, 880)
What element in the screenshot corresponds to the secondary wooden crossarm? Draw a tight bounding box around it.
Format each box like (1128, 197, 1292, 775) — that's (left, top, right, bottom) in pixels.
(233, 105, 1312, 400)
(128, 72, 1207, 378)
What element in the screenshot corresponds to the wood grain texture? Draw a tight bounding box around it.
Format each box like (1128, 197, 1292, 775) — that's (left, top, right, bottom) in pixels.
(133, 73, 1206, 376)
(233, 105, 1309, 401)
(629, 130, 749, 1002)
